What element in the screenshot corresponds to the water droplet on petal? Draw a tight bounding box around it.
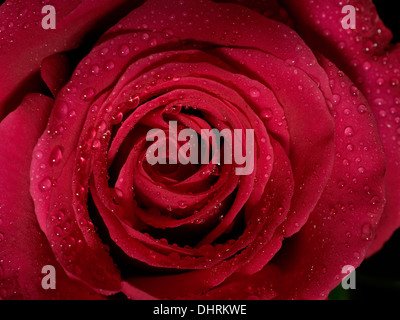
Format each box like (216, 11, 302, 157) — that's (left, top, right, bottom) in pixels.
(98, 121, 107, 132)
(111, 112, 123, 124)
(350, 86, 359, 96)
(149, 38, 158, 47)
(39, 177, 52, 191)
(100, 47, 109, 56)
(126, 96, 140, 109)
(81, 87, 95, 101)
(344, 127, 354, 137)
(260, 108, 273, 121)
(361, 223, 373, 241)
(346, 143, 354, 151)
(390, 77, 399, 86)
(105, 60, 115, 71)
(333, 94, 341, 105)
(91, 64, 100, 74)
(337, 180, 346, 189)
(178, 201, 187, 209)
(92, 139, 101, 150)
(249, 87, 260, 98)
(374, 98, 386, 106)
(362, 61, 371, 71)
(35, 151, 44, 160)
(162, 28, 174, 38)
(118, 44, 130, 57)
(357, 104, 367, 114)
(379, 110, 387, 118)
(49, 146, 63, 166)
(368, 196, 379, 205)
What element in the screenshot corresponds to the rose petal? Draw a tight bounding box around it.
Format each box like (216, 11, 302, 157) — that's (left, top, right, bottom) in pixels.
(40, 53, 72, 97)
(0, 0, 144, 120)
(0, 94, 103, 299)
(280, 0, 400, 256)
(263, 56, 386, 299)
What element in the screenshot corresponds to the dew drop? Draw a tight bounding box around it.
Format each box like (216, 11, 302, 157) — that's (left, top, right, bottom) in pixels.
(390, 77, 399, 86)
(69, 110, 76, 118)
(338, 41, 346, 49)
(162, 28, 174, 39)
(98, 121, 107, 132)
(54, 226, 63, 236)
(149, 38, 158, 47)
(357, 104, 367, 114)
(100, 47, 109, 56)
(49, 146, 63, 166)
(178, 201, 187, 209)
(374, 98, 386, 106)
(39, 177, 52, 191)
(337, 180, 346, 189)
(350, 85, 359, 96)
(51, 210, 65, 222)
(260, 108, 273, 121)
(54, 125, 65, 135)
(91, 64, 100, 74)
(249, 87, 260, 98)
(92, 139, 101, 150)
(360, 223, 373, 241)
(379, 110, 387, 118)
(35, 151, 44, 160)
(369, 196, 380, 205)
(362, 61, 371, 71)
(126, 96, 140, 109)
(344, 127, 354, 137)
(111, 112, 123, 124)
(81, 87, 95, 101)
(346, 143, 354, 151)
(105, 60, 115, 71)
(332, 94, 341, 105)
(118, 44, 130, 57)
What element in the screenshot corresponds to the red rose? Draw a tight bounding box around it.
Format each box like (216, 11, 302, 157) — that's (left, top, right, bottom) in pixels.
(0, 0, 398, 300)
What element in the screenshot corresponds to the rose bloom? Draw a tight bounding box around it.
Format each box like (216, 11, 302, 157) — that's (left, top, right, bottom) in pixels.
(0, 0, 399, 300)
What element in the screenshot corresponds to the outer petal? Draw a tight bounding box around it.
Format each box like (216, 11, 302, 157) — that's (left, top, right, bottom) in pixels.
(0, 94, 102, 299)
(0, 0, 144, 120)
(264, 57, 386, 299)
(280, 0, 400, 255)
